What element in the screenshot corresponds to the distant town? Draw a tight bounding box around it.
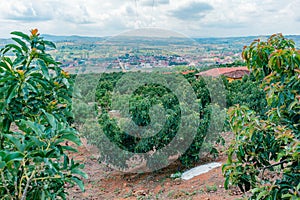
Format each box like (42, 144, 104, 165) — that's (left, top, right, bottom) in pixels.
(1, 34, 300, 73)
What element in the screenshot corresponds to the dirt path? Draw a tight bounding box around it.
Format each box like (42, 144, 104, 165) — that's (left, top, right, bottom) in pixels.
(67, 134, 246, 200)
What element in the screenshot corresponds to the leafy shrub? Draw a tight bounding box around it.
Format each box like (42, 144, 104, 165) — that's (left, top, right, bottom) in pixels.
(225, 74, 267, 116)
(223, 34, 300, 199)
(97, 73, 198, 169)
(0, 30, 86, 199)
(81, 71, 226, 170)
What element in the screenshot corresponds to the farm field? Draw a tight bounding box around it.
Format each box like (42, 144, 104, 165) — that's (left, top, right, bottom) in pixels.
(0, 30, 299, 200)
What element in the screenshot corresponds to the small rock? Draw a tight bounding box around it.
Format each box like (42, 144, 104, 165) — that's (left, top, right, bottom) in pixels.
(134, 189, 149, 196)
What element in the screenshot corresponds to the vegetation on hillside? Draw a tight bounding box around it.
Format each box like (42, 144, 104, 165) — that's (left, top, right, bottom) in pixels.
(1, 29, 297, 200)
(76, 66, 266, 171)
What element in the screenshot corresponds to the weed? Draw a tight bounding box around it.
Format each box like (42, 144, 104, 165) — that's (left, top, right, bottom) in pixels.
(123, 190, 133, 198)
(206, 184, 217, 192)
(114, 188, 121, 194)
(167, 190, 175, 198)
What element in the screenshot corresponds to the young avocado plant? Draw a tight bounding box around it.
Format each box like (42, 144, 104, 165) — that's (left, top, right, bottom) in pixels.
(0, 29, 87, 199)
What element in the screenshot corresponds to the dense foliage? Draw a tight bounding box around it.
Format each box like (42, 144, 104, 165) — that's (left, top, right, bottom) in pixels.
(0, 30, 86, 199)
(223, 34, 300, 199)
(75, 71, 227, 170)
(225, 74, 267, 116)
(75, 58, 266, 171)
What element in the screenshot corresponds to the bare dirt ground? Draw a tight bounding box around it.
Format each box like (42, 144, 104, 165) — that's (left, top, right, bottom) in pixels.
(67, 133, 247, 200)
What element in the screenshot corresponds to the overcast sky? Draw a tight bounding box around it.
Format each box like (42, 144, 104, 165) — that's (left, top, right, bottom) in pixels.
(0, 0, 299, 38)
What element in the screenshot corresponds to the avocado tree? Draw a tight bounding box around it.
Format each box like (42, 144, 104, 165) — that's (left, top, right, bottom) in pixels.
(0, 29, 86, 199)
(223, 34, 299, 199)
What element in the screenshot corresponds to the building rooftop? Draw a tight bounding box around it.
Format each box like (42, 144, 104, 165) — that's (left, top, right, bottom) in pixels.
(195, 67, 249, 79)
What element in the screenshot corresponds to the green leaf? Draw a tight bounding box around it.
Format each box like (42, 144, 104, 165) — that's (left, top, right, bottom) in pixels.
(28, 150, 46, 158)
(276, 107, 281, 118)
(288, 101, 298, 111)
(37, 44, 45, 51)
(1, 46, 11, 54)
(40, 54, 57, 65)
(24, 82, 38, 94)
(28, 136, 45, 147)
(29, 77, 50, 90)
(12, 37, 29, 52)
(257, 190, 268, 199)
(13, 55, 27, 66)
(0, 59, 13, 72)
(251, 187, 261, 194)
(44, 40, 56, 49)
(41, 191, 45, 200)
(42, 110, 57, 130)
(0, 151, 6, 158)
(71, 176, 85, 191)
(224, 176, 230, 190)
(11, 31, 30, 41)
(4, 134, 23, 151)
(63, 154, 69, 169)
(5, 152, 24, 163)
(38, 59, 50, 80)
(59, 132, 81, 146)
(21, 120, 44, 136)
(0, 76, 14, 83)
(272, 188, 278, 200)
(58, 93, 72, 103)
(6, 83, 19, 104)
(282, 193, 292, 198)
(0, 161, 6, 169)
(61, 145, 78, 152)
(5, 44, 23, 54)
(71, 168, 88, 179)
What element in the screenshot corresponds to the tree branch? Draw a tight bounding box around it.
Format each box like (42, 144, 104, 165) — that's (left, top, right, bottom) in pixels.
(260, 160, 288, 180)
(1, 171, 14, 200)
(21, 170, 35, 200)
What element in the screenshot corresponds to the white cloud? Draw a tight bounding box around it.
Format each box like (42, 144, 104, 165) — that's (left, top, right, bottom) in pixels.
(0, 1, 54, 21)
(169, 2, 213, 20)
(141, 0, 170, 6)
(0, 0, 299, 38)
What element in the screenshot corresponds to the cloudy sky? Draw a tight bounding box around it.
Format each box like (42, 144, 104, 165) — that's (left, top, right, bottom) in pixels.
(0, 0, 299, 38)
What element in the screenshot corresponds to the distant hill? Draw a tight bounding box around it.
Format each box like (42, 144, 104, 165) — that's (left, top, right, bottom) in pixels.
(1, 34, 300, 49)
(41, 34, 106, 43)
(194, 35, 300, 46)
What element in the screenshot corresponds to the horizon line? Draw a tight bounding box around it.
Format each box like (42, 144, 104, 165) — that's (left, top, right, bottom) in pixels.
(1, 33, 300, 40)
